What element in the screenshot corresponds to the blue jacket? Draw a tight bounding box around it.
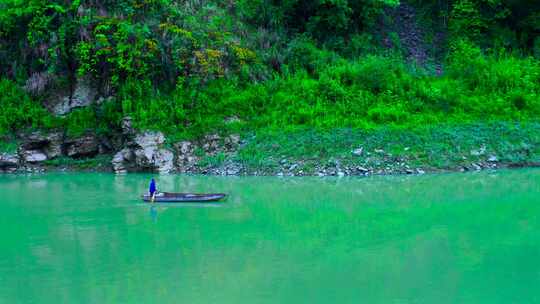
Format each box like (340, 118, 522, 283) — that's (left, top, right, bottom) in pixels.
(149, 179, 156, 194)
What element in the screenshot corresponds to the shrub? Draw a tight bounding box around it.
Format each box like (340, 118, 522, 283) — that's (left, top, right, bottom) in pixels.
(0, 79, 55, 135)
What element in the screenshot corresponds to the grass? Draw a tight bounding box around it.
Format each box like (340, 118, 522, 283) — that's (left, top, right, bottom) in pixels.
(198, 152, 227, 168)
(0, 139, 18, 154)
(234, 121, 540, 174)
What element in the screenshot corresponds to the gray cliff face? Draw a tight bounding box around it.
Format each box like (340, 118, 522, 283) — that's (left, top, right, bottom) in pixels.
(19, 131, 64, 163)
(47, 77, 98, 116)
(4, 130, 108, 172)
(64, 134, 100, 158)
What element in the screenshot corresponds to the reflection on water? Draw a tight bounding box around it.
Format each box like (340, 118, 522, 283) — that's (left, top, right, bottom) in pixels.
(149, 206, 158, 222)
(0, 169, 539, 303)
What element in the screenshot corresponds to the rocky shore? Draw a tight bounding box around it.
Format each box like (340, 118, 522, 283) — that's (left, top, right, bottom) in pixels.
(2, 121, 539, 177)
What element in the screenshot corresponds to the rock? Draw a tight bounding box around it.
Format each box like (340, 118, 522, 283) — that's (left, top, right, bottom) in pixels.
(337, 171, 345, 177)
(21, 131, 63, 159)
(227, 167, 240, 175)
(417, 168, 426, 174)
(121, 116, 135, 137)
(112, 148, 133, 173)
(24, 150, 47, 163)
(177, 141, 193, 155)
(134, 131, 165, 148)
(133, 146, 173, 172)
(154, 149, 174, 173)
(357, 166, 369, 173)
(49, 77, 97, 116)
(0, 153, 19, 169)
(21, 132, 49, 150)
(471, 163, 482, 171)
(224, 116, 241, 124)
(487, 155, 498, 162)
(24, 71, 53, 96)
(352, 147, 363, 156)
(64, 134, 99, 158)
(174, 141, 199, 171)
(44, 132, 63, 159)
(202, 134, 221, 154)
(174, 141, 199, 172)
(98, 137, 114, 154)
(289, 164, 298, 171)
(406, 169, 414, 174)
(112, 131, 173, 173)
(224, 134, 240, 149)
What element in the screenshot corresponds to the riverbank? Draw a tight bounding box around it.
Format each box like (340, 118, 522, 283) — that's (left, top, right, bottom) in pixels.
(2, 122, 539, 176)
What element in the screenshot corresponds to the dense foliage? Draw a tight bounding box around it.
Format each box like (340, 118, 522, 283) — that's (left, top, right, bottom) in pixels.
(0, 0, 539, 138)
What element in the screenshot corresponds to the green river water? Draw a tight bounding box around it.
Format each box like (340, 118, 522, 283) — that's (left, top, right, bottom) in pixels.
(0, 170, 539, 303)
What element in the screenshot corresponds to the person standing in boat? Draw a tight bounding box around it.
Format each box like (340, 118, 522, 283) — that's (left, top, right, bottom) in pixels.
(149, 178, 157, 202)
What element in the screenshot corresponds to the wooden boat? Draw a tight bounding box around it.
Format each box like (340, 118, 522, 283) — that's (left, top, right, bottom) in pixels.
(141, 192, 227, 203)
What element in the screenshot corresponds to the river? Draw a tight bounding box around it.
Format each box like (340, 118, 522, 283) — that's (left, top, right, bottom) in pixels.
(1, 169, 539, 303)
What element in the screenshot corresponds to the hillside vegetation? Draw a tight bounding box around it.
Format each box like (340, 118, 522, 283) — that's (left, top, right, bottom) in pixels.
(0, 0, 539, 141)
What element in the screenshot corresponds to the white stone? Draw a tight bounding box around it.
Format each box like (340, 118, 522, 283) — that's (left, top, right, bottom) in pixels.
(487, 155, 498, 162)
(0, 153, 19, 168)
(24, 150, 47, 163)
(352, 147, 363, 156)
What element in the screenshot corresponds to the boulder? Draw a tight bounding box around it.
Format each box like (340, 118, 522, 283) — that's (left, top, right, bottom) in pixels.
(112, 131, 174, 173)
(487, 155, 498, 162)
(64, 134, 99, 158)
(357, 166, 369, 173)
(112, 148, 134, 174)
(24, 150, 47, 163)
(0, 153, 19, 170)
(133, 131, 165, 149)
(154, 149, 175, 173)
